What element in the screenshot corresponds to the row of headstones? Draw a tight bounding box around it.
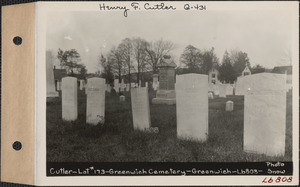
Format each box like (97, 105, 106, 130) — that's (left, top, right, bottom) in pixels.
(135, 73, 287, 157)
(61, 72, 287, 157)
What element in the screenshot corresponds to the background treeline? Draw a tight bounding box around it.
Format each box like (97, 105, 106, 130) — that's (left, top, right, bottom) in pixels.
(50, 37, 267, 84)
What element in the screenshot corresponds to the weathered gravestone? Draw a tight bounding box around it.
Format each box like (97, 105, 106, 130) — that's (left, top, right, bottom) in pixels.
(225, 84, 234, 95)
(208, 92, 214, 99)
(106, 84, 111, 93)
(86, 77, 106, 125)
(152, 74, 159, 91)
(62, 77, 78, 121)
(152, 56, 176, 105)
(145, 82, 148, 88)
(131, 82, 135, 88)
(120, 95, 125, 102)
(131, 87, 151, 131)
(56, 81, 61, 91)
(114, 79, 119, 93)
(46, 51, 59, 97)
(176, 74, 208, 141)
(120, 79, 125, 92)
(225, 100, 234, 112)
(126, 83, 130, 91)
(244, 73, 286, 156)
(79, 80, 84, 90)
(219, 84, 226, 98)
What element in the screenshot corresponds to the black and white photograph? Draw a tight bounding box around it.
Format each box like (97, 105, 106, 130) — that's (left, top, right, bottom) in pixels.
(41, 1, 298, 184)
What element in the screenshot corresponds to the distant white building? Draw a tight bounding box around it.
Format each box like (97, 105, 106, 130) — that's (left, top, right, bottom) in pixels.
(242, 66, 251, 77)
(208, 68, 219, 84)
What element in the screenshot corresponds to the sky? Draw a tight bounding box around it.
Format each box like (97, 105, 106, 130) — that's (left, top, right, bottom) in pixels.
(46, 8, 294, 73)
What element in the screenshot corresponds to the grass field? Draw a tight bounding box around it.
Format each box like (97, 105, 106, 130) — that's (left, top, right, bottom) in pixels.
(46, 88, 293, 162)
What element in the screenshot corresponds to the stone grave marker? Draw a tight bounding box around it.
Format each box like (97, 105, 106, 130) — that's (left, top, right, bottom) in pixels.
(225, 100, 234, 112)
(244, 73, 286, 156)
(106, 84, 111, 93)
(56, 81, 61, 91)
(62, 77, 78, 121)
(114, 79, 119, 93)
(131, 87, 151, 131)
(152, 56, 176, 105)
(176, 74, 208, 141)
(120, 95, 125, 102)
(219, 84, 226, 98)
(208, 92, 214, 99)
(46, 51, 59, 97)
(145, 82, 148, 88)
(86, 77, 106, 125)
(79, 80, 84, 90)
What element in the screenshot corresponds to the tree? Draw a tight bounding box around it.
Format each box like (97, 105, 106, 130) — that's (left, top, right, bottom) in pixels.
(132, 37, 149, 85)
(219, 50, 235, 82)
(108, 47, 123, 82)
(98, 54, 114, 84)
(180, 45, 202, 73)
(118, 38, 133, 83)
(251, 64, 265, 74)
(230, 50, 251, 77)
(145, 39, 175, 73)
(57, 48, 84, 76)
(201, 47, 219, 74)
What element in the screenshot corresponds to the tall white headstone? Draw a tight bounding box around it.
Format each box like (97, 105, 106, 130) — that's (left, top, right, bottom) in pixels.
(46, 51, 59, 97)
(244, 73, 286, 156)
(56, 81, 61, 91)
(79, 80, 84, 90)
(219, 84, 226, 98)
(62, 77, 77, 121)
(106, 84, 111, 93)
(86, 77, 106, 125)
(114, 79, 119, 93)
(145, 82, 148, 88)
(131, 87, 151, 131)
(176, 74, 208, 141)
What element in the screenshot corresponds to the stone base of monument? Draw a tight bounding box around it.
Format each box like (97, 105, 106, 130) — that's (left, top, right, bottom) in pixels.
(152, 90, 176, 105)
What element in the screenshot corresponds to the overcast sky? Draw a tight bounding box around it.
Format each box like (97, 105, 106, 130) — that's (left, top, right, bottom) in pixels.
(46, 8, 294, 73)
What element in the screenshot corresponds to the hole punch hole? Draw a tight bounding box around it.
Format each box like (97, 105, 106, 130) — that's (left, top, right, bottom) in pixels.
(13, 141, 22, 151)
(13, 36, 22, 45)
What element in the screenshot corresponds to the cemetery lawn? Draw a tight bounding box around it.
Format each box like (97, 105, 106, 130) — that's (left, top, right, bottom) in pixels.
(47, 90, 293, 162)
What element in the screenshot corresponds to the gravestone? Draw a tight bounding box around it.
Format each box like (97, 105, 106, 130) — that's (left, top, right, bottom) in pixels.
(114, 79, 119, 93)
(219, 84, 226, 98)
(120, 79, 125, 92)
(120, 95, 125, 102)
(131, 82, 135, 88)
(86, 77, 106, 125)
(225, 100, 234, 112)
(145, 82, 148, 88)
(79, 80, 84, 90)
(139, 80, 142, 88)
(46, 51, 59, 97)
(225, 84, 234, 95)
(244, 73, 286, 156)
(152, 56, 176, 105)
(106, 84, 111, 93)
(176, 74, 208, 141)
(56, 81, 61, 91)
(126, 83, 130, 91)
(131, 87, 151, 131)
(61, 77, 78, 121)
(208, 92, 214, 99)
(152, 74, 159, 91)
